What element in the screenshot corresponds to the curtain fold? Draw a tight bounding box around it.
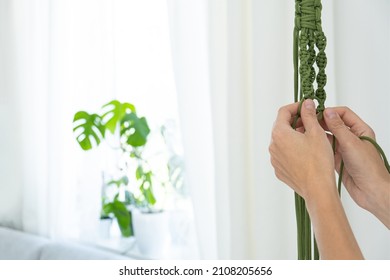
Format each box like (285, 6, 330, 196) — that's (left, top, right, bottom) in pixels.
(167, 0, 218, 259)
(9, 0, 51, 236)
(208, 0, 256, 259)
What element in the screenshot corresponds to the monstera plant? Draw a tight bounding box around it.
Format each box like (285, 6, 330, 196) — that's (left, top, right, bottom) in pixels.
(72, 100, 157, 237)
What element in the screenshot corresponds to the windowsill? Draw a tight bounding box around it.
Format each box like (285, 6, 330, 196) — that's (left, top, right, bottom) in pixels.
(80, 236, 198, 260)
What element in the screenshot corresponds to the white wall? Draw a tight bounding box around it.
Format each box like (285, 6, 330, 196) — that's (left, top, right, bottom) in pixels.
(333, 0, 390, 259)
(251, 0, 296, 259)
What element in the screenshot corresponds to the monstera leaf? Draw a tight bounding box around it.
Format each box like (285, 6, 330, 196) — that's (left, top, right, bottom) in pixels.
(73, 111, 105, 150)
(101, 100, 136, 134)
(103, 199, 133, 237)
(120, 113, 150, 147)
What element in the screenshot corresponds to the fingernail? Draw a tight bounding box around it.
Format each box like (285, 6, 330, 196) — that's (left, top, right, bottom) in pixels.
(304, 99, 315, 111)
(325, 108, 337, 119)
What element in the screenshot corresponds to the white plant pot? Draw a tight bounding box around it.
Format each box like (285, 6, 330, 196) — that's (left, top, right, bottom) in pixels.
(132, 209, 171, 258)
(98, 218, 112, 239)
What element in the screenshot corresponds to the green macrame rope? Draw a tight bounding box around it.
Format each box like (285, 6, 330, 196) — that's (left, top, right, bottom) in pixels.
(294, 0, 327, 118)
(294, 0, 326, 260)
(337, 136, 390, 195)
(293, 0, 389, 260)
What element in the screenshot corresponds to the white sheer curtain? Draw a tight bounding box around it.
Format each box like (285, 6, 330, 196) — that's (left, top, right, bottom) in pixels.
(168, 0, 390, 259)
(0, 0, 115, 237)
(167, 0, 219, 259)
(0, 0, 185, 243)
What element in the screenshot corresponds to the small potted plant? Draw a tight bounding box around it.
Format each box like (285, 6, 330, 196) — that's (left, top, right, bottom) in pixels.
(72, 100, 158, 235)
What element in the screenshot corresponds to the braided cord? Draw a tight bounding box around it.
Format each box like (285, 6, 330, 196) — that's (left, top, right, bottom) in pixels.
(294, 0, 327, 260)
(294, 0, 327, 116)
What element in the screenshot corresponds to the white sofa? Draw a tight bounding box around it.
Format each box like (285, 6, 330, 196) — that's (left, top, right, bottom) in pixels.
(0, 226, 131, 260)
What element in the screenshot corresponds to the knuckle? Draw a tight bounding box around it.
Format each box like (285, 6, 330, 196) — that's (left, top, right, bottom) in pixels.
(274, 169, 282, 180)
(367, 126, 376, 138)
(268, 144, 274, 155)
(270, 156, 275, 167)
(278, 105, 288, 114)
(330, 118, 345, 130)
(271, 127, 281, 141)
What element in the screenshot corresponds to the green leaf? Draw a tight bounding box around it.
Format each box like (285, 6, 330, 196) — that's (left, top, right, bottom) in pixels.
(113, 193, 120, 201)
(135, 166, 144, 180)
(106, 180, 120, 188)
(144, 171, 152, 183)
(73, 111, 105, 150)
(120, 113, 150, 147)
(103, 200, 133, 237)
(140, 178, 156, 206)
(101, 100, 136, 134)
(107, 176, 129, 188)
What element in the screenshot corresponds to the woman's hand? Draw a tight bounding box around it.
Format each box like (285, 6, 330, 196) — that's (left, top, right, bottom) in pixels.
(323, 107, 390, 228)
(269, 99, 336, 202)
(269, 100, 363, 259)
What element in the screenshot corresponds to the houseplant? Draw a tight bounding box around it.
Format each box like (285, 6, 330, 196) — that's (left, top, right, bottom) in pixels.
(72, 100, 158, 237)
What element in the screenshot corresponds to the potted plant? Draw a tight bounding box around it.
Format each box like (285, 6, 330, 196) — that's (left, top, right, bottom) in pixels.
(72, 100, 160, 239)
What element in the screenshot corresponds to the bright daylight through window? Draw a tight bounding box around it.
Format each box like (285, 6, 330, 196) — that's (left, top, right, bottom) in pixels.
(70, 0, 198, 259)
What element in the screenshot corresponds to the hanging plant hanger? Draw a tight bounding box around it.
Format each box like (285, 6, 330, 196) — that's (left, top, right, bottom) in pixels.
(292, 0, 390, 260)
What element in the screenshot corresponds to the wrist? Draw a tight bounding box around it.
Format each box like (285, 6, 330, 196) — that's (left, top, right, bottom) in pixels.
(304, 180, 364, 259)
(368, 175, 390, 229)
(303, 175, 338, 207)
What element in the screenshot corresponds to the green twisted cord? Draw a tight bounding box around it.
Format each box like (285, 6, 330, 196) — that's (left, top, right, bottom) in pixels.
(294, 0, 327, 116)
(294, 0, 327, 260)
(315, 31, 327, 116)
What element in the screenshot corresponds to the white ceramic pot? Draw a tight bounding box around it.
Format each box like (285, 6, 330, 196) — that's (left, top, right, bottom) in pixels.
(98, 218, 112, 239)
(132, 209, 171, 258)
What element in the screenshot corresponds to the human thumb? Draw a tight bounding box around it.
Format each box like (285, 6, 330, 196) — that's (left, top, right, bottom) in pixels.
(300, 99, 321, 132)
(324, 108, 357, 149)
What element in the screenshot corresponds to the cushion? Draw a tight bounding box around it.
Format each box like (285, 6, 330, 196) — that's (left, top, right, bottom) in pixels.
(0, 227, 49, 260)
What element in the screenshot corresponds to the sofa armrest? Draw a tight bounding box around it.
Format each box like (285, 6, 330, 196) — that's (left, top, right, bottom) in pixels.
(0, 227, 49, 260)
(0, 227, 132, 260)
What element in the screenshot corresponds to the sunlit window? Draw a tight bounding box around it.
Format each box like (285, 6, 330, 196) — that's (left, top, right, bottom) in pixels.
(53, 0, 197, 259)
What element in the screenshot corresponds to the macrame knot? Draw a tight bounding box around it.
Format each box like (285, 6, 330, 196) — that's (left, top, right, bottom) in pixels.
(313, 0, 322, 7)
(316, 52, 327, 68)
(315, 31, 326, 49)
(294, 0, 327, 117)
(297, 0, 323, 31)
(295, 2, 302, 14)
